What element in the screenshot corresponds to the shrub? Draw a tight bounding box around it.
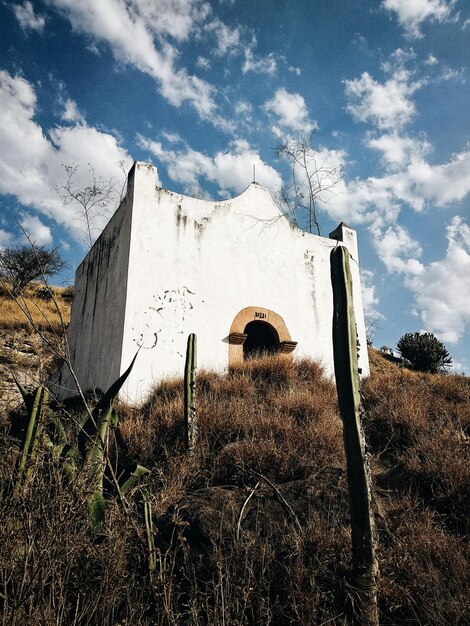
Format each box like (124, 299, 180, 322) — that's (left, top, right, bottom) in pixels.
(36, 286, 54, 301)
(0, 245, 66, 295)
(60, 285, 74, 302)
(397, 332, 452, 373)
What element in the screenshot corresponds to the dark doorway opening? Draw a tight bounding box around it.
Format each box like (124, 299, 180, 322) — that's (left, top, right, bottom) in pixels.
(243, 321, 280, 359)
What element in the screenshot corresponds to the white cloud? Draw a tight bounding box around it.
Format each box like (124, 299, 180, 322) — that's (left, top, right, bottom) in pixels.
(206, 18, 241, 55)
(380, 47, 417, 74)
(324, 146, 470, 228)
(12, 1, 46, 33)
(242, 38, 277, 75)
(341, 49, 470, 228)
(235, 100, 252, 116)
(20, 214, 53, 246)
(376, 223, 423, 274)
(0, 230, 13, 248)
(46, 0, 220, 123)
(367, 133, 431, 170)
(86, 42, 101, 56)
(438, 67, 466, 83)
(46, 1, 280, 130)
(138, 135, 282, 198)
(360, 268, 382, 318)
(306, 165, 395, 228)
(196, 56, 211, 70)
(0, 69, 132, 245)
(116, 0, 211, 42)
(392, 150, 470, 209)
(340, 44, 469, 347)
(234, 100, 253, 124)
(382, 0, 456, 38)
(345, 69, 422, 130)
(60, 98, 85, 124)
(161, 130, 182, 144)
(407, 216, 470, 343)
(425, 53, 438, 65)
(263, 88, 315, 137)
(321, 137, 470, 345)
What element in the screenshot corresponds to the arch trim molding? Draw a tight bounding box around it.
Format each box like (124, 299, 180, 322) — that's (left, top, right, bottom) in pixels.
(228, 306, 297, 366)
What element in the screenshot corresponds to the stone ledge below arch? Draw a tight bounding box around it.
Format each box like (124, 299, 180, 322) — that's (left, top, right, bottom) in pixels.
(228, 306, 297, 366)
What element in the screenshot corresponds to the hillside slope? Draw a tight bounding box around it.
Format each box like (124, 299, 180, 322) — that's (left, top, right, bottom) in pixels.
(0, 284, 71, 417)
(0, 293, 469, 624)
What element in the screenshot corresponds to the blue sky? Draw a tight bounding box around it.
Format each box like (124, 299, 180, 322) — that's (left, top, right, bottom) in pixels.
(0, 0, 469, 370)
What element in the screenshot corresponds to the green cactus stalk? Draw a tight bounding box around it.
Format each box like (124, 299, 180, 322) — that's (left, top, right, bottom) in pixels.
(14, 380, 49, 494)
(184, 333, 197, 453)
(15, 377, 79, 485)
(143, 490, 156, 572)
(120, 464, 149, 497)
(330, 245, 379, 626)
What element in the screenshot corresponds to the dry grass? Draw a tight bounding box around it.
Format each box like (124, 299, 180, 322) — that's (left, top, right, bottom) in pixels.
(1, 347, 469, 624)
(120, 355, 343, 490)
(363, 358, 470, 534)
(0, 282, 71, 332)
(0, 283, 72, 422)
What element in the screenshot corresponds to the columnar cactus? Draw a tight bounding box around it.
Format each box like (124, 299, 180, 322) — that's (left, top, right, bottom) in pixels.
(330, 245, 379, 626)
(143, 490, 156, 572)
(13, 380, 49, 495)
(184, 333, 197, 453)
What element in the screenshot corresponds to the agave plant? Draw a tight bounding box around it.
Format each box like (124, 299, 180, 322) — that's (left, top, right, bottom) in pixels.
(80, 352, 140, 528)
(13, 353, 150, 531)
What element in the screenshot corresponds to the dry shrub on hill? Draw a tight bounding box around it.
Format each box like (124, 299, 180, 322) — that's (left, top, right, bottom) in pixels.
(362, 367, 470, 533)
(1, 351, 469, 624)
(377, 496, 469, 625)
(120, 355, 343, 491)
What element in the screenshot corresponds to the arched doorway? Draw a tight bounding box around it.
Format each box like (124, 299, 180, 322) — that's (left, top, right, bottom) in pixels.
(228, 306, 298, 366)
(243, 320, 280, 359)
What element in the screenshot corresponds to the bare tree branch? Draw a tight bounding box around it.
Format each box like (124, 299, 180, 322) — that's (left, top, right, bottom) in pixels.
(276, 132, 342, 236)
(56, 162, 127, 249)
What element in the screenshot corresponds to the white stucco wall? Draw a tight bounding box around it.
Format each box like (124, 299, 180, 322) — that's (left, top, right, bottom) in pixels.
(59, 161, 369, 403)
(55, 181, 133, 397)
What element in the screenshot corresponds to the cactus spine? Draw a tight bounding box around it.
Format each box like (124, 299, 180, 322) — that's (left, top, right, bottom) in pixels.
(184, 333, 197, 453)
(330, 245, 379, 626)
